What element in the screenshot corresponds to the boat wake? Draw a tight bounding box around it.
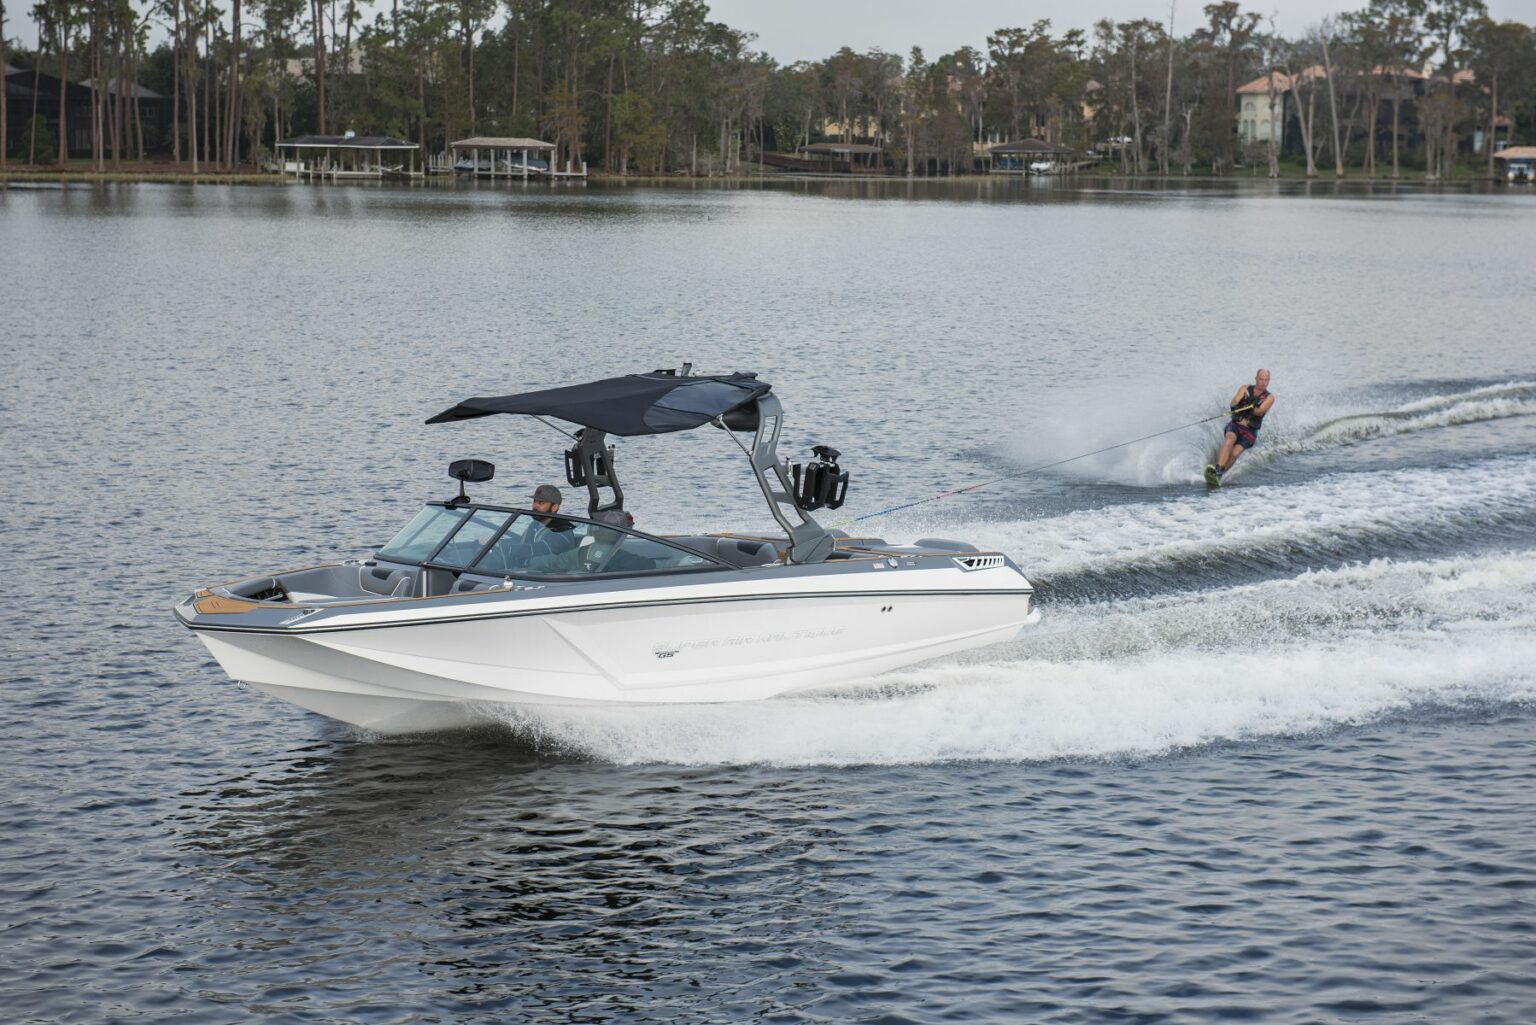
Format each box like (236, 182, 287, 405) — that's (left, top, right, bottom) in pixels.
(464, 384, 1536, 766)
(1009, 379, 1536, 487)
(1258, 379, 1536, 464)
(898, 454, 1536, 600)
(479, 548, 1536, 767)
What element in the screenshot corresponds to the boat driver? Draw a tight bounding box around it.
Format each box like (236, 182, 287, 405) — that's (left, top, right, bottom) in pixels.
(527, 484, 578, 570)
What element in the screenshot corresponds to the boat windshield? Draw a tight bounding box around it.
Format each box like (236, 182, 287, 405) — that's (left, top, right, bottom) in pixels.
(379, 505, 722, 578)
(474, 515, 716, 577)
(378, 506, 470, 562)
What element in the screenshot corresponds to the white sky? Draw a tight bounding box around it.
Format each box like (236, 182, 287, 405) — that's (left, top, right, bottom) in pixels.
(10, 0, 1536, 59)
(708, 0, 1536, 63)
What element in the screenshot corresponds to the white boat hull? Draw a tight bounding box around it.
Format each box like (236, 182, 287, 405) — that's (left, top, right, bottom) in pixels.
(195, 588, 1038, 733)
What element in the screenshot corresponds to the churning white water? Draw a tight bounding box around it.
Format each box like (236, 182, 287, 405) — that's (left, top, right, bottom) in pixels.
(1002, 380, 1536, 487)
(484, 546, 1536, 766)
(478, 380, 1536, 765)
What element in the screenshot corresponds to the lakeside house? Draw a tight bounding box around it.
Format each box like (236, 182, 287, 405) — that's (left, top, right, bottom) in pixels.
(1236, 62, 1511, 161)
(1236, 72, 1291, 146)
(4, 61, 172, 158)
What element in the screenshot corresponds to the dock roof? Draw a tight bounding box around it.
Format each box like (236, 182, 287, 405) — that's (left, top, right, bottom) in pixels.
(799, 142, 883, 155)
(450, 136, 555, 151)
(276, 134, 418, 149)
(1494, 146, 1536, 161)
(990, 139, 1071, 154)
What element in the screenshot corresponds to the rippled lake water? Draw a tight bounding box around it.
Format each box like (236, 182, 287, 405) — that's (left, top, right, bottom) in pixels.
(3, 177, 1536, 1023)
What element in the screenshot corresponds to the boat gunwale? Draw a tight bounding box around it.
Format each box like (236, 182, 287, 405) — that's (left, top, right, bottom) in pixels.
(189, 535, 1018, 615)
(175, 583, 1036, 635)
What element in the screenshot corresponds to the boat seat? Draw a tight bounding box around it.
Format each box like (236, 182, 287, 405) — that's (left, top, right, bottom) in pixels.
(678, 536, 780, 567)
(361, 564, 414, 596)
(729, 539, 780, 566)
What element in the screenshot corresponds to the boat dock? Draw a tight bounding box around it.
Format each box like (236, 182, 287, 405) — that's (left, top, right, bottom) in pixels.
(986, 139, 1075, 175)
(445, 137, 588, 180)
(275, 133, 423, 180)
(271, 132, 587, 184)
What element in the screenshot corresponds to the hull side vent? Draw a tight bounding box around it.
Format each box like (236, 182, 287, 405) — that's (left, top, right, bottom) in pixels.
(954, 554, 1005, 571)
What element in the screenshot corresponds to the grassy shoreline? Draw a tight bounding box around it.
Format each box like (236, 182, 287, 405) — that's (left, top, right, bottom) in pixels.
(2, 169, 287, 185)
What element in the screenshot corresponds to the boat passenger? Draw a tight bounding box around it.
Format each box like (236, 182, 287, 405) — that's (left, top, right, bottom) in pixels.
(592, 508, 635, 530)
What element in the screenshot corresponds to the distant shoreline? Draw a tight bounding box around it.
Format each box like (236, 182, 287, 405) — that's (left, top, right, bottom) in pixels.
(0, 168, 287, 185)
(0, 166, 1518, 188)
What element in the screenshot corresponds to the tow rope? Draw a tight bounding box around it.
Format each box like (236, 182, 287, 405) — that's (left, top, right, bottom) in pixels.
(840, 406, 1252, 527)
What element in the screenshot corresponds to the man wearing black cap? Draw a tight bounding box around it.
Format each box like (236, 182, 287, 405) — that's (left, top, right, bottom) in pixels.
(531, 484, 565, 521)
(527, 484, 578, 571)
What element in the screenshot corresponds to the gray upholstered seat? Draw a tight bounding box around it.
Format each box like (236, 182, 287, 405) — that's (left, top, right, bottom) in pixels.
(675, 536, 779, 567)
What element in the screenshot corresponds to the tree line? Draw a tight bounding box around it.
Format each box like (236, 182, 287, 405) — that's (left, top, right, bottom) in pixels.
(3, 0, 1534, 176)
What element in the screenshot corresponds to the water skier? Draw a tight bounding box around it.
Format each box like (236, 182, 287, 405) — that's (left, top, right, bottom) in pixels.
(1205, 369, 1274, 486)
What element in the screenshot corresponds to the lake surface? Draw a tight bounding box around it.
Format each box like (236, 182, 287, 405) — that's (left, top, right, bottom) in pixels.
(3, 177, 1535, 1023)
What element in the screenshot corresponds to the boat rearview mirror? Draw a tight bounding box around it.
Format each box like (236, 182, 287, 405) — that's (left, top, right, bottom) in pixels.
(449, 459, 496, 484)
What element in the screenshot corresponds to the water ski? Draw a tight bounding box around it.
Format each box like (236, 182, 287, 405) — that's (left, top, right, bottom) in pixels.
(1203, 464, 1222, 488)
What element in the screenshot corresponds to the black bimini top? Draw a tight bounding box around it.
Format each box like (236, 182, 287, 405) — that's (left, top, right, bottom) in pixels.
(426, 371, 771, 436)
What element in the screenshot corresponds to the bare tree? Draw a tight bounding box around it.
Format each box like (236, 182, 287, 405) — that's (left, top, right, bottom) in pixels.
(58, 3, 73, 163)
(0, 0, 8, 168)
(1286, 36, 1322, 177)
(1423, 0, 1486, 178)
(902, 46, 923, 175)
(1115, 20, 1159, 174)
(1320, 18, 1345, 176)
(1258, 18, 1283, 177)
(825, 47, 862, 145)
(225, 0, 242, 166)
(309, 0, 325, 132)
(1161, 0, 1175, 175)
(89, 0, 102, 171)
(184, 0, 200, 170)
(1365, 0, 1427, 179)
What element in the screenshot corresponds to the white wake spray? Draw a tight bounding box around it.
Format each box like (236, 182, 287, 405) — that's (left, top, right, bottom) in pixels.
(1001, 380, 1536, 487)
(476, 391, 1536, 766)
(481, 549, 1536, 767)
(1263, 387, 1536, 460)
(889, 455, 1536, 585)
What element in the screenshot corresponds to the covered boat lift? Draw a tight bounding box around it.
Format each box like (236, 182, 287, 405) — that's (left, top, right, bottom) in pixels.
(1494, 146, 1534, 184)
(445, 136, 586, 179)
(987, 139, 1074, 175)
(276, 133, 422, 180)
(786, 142, 886, 175)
